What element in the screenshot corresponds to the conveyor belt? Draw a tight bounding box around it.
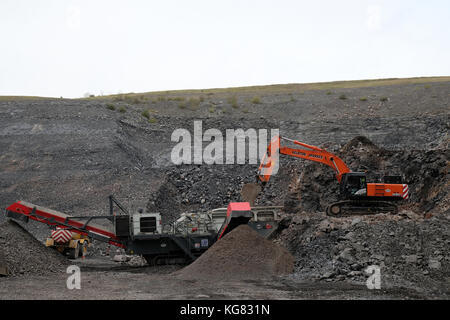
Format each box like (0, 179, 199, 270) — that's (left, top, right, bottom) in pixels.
(5, 201, 124, 248)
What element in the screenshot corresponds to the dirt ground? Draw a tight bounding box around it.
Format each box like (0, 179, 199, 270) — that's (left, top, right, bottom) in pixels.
(0, 78, 449, 299)
(0, 256, 440, 300)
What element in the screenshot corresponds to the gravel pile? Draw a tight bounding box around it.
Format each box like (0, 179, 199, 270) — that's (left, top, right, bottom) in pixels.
(175, 224, 294, 280)
(0, 220, 69, 277)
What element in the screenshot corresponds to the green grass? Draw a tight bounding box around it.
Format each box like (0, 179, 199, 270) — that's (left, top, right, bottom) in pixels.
(148, 117, 157, 123)
(359, 97, 368, 101)
(3, 76, 448, 102)
(339, 94, 347, 100)
(113, 95, 124, 102)
(113, 94, 144, 104)
(106, 103, 116, 110)
(188, 97, 201, 110)
(178, 102, 186, 109)
(141, 110, 150, 119)
(228, 96, 238, 108)
(380, 97, 388, 102)
(118, 106, 127, 113)
(251, 96, 261, 104)
(0, 96, 59, 101)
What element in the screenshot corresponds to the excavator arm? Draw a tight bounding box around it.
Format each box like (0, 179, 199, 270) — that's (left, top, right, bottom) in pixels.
(258, 135, 351, 183)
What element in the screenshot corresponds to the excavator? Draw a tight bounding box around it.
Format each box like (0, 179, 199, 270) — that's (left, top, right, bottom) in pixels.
(256, 135, 409, 216)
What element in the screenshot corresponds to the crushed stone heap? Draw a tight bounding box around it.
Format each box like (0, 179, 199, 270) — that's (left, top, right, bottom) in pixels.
(0, 220, 69, 277)
(174, 224, 294, 280)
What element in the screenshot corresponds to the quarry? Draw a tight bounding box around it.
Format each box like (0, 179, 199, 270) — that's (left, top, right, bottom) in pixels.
(0, 78, 449, 299)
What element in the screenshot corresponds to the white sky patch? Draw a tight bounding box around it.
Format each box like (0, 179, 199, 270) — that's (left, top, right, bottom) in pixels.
(66, 5, 81, 31)
(366, 5, 382, 31)
(0, 1, 448, 98)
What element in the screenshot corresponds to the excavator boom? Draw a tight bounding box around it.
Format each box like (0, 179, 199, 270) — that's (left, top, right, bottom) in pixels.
(258, 135, 351, 183)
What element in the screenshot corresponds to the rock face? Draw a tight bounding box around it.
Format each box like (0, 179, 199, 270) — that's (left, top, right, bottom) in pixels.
(145, 162, 295, 224)
(279, 210, 450, 294)
(0, 220, 69, 277)
(175, 224, 294, 280)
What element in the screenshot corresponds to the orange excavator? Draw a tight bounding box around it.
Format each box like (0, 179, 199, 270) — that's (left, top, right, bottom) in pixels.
(257, 135, 409, 216)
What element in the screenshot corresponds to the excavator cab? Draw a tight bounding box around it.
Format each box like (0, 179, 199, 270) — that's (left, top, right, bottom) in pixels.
(340, 172, 367, 199)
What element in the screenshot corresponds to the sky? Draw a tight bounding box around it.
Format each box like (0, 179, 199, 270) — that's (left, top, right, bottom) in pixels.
(0, 0, 449, 98)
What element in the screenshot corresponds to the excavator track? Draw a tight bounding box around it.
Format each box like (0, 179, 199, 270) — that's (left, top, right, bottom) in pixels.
(326, 200, 398, 217)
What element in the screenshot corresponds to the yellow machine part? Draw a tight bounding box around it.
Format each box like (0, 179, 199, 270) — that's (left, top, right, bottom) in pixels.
(45, 233, 90, 256)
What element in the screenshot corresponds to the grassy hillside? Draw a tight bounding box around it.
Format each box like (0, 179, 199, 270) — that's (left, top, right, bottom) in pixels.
(92, 76, 450, 101)
(1, 76, 449, 101)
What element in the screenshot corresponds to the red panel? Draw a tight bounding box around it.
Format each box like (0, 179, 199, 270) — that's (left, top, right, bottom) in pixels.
(227, 202, 251, 213)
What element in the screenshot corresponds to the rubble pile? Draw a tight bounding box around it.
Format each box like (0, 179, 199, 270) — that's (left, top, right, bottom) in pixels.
(278, 210, 449, 294)
(175, 225, 294, 280)
(146, 163, 296, 223)
(0, 220, 68, 277)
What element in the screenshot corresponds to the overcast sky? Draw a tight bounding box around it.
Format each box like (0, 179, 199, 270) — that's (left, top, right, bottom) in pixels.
(1, 0, 449, 98)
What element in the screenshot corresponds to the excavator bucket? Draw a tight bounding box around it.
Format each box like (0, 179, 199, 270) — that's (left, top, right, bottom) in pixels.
(258, 135, 280, 183)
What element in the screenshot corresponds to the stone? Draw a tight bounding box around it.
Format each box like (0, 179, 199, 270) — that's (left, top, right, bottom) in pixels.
(428, 259, 441, 269)
(339, 248, 355, 263)
(321, 271, 335, 279)
(399, 210, 420, 219)
(347, 271, 361, 277)
(113, 254, 130, 262)
(319, 220, 335, 233)
(371, 254, 385, 261)
(352, 243, 365, 252)
(344, 232, 354, 240)
(404, 255, 418, 264)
